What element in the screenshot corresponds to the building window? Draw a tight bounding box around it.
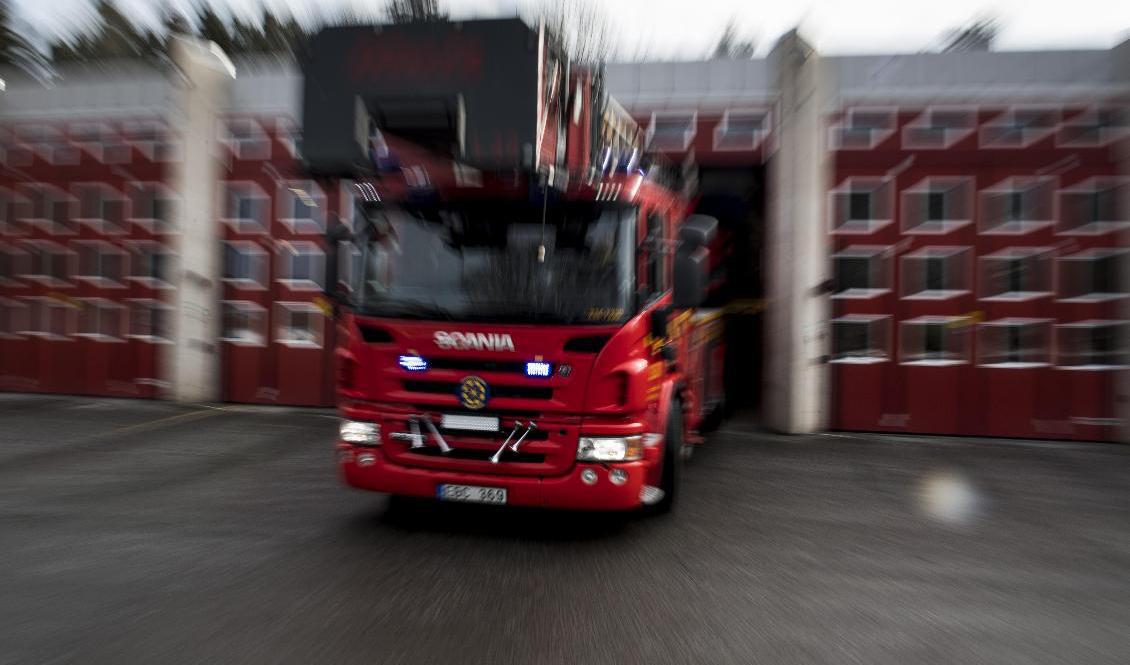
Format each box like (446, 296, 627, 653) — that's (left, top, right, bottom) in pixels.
(76, 298, 125, 339)
(221, 182, 269, 233)
(0, 298, 29, 338)
(900, 317, 970, 365)
(830, 177, 894, 233)
(0, 188, 21, 235)
(900, 246, 970, 299)
(277, 181, 326, 232)
(20, 240, 71, 284)
(1057, 249, 1127, 302)
(901, 108, 976, 149)
(1057, 108, 1127, 147)
(126, 241, 169, 286)
(337, 242, 363, 292)
(1057, 321, 1128, 368)
(0, 243, 28, 285)
(126, 182, 175, 230)
(978, 319, 1053, 367)
(901, 177, 974, 234)
(277, 118, 303, 158)
(275, 302, 324, 347)
(831, 245, 892, 298)
(75, 242, 126, 286)
(222, 241, 268, 288)
(276, 241, 325, 290)
(15, 184, 73, 233)
(222, 118, 271, 161)
(123, 119, 180, 162)
(979, 107, 1059, 148)
(979, 177, 1056, 235)
(1057, 178, 1128, 235)
(646, 112, 696, 151)
(128, 299, 170, 340)
(220, 301, 267, 346)
(831, 315, 890, 363)
(979, 247, 1054, 301)
(69, 122, 130, 164)
(71, 183, 125, 232)
(713, 109, 768, 151)
(831, 108, 895, 150)
(21, 296, 76, 338)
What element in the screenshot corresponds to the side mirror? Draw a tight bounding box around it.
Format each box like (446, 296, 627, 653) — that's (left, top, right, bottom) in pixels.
(650, 305, 670, 340)
(324, 219, 354, 304)
(673, 214, 718, 308)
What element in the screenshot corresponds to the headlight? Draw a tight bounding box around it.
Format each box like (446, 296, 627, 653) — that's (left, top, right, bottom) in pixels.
(340, 420, 380, 445)
(576, 436, 643, 462)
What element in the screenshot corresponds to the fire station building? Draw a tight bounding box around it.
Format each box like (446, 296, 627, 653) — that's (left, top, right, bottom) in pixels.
(1, 32, 1127, 442)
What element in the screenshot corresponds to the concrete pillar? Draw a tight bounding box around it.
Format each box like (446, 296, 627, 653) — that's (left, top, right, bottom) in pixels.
(763, 31, 832, 434)
(164, 38, 235, 403)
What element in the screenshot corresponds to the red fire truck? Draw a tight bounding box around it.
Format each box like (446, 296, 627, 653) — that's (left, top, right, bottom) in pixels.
(304, 19, 726, 512)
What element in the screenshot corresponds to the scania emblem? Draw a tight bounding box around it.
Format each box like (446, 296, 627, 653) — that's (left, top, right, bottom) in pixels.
(458, 376, 490, 410)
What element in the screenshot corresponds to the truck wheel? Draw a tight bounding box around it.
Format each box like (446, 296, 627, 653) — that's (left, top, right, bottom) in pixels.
(651, 402, 683, 514)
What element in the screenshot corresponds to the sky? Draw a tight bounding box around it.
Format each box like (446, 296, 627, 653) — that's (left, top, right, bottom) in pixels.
(14, 0, 1130, 60)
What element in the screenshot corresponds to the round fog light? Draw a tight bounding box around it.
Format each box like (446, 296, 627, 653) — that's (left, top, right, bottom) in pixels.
(581, 468, 598, 485)
(609, 469, 628, 485)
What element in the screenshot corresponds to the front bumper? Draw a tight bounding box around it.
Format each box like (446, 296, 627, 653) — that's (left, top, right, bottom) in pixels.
(338, 444, 652, 511)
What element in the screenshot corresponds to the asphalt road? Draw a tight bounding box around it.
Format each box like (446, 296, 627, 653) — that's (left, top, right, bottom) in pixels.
(1, 394, 1128, 665)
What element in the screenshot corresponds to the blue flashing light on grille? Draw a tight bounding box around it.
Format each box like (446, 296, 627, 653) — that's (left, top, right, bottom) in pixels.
(399, 355, 428, 372)
(525, 361, 552, 378)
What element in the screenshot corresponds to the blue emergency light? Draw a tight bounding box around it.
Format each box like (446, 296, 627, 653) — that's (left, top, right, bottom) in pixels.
(399, 355, 428, 372)
(525, 361, 552, 378)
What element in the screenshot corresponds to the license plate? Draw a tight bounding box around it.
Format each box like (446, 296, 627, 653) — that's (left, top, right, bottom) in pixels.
(440, 414, 499, 432)
(437, 484, 507, 505)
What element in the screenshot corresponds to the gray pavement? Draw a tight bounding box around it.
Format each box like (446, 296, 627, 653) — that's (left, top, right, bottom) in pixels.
(1, 393, 1128, 664)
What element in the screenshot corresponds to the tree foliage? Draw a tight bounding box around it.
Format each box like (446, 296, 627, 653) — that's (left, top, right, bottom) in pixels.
(941, 16, 998, 52)
(713, 19, 755, 59)
(531, 0, 615, 65)
(0, 0, 50, 76)
(386, 0, 447, 24)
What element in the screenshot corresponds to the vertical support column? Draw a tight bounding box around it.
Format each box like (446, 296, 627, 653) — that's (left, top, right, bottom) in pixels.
(164, 38, 235, 403)
(1114, 39, 1130, 443)
(764, 31, 832, 434)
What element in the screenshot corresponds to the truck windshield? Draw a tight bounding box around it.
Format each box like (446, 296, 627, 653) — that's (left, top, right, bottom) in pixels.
(354, 202, 636, 324)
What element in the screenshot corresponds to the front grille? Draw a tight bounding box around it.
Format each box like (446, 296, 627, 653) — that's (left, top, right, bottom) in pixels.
(405, 447, 544, 464)
(403, 380, 553, 400)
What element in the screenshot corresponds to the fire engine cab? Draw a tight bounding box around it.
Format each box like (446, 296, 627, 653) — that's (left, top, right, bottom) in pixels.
(305, 19, 726, 512)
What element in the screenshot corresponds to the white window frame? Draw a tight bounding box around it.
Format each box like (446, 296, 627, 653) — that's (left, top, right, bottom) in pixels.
(829, 107, 897, 150)
(1056, 248, 1128, 303)
(220, 181, 270, 234)
(124, 240, 172, 289)
(220, 300, 268, 346)
(1055, 320, 1129, 370)
(712, 108, 770, 151)
(831, 245, 893, 299)
(829, 176, 895, 234)
(900, 106, 977, 149)
(19, 239, 74, 287)
(830, 314, 891, 364)
(20, 295, 78, 340)
(0, 297, 29, 339)
(900, 246, 972, 301)
(0, 186, 26, 236)
(70, 182, 126, 234)
(275, 301, 325, 348)
(1055, 176, 1129, 236)
(126, 298, 172, 343)
(1055, 107, 1128, 148)
(978, 246, 1056, 302)
(75, 297, 127, 341)
(276, 240, 326, 291)
(276, 117, 302, 159)
(646, 111, 697, 152)
(73, 240, 128, 288)
(277, 180, 327, 234)
(13, 183, 73, 234)
(221, 117, 271, 162)
(125, 181, 177, 232)
(978, 106, 1061, 148)
(978, 176, 1058, 236)
(899, 316, 971, 366)
(900, 176, 975, 235)
(123, 119, 181, 163)
(977, 318, 1055, 368)
(0, 241, 29, 286)
(222, 240, 269, 290)
(69, 121, 131, 165)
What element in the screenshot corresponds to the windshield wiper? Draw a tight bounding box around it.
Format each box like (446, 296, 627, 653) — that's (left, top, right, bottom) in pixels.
(362, 300, 455, 321)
